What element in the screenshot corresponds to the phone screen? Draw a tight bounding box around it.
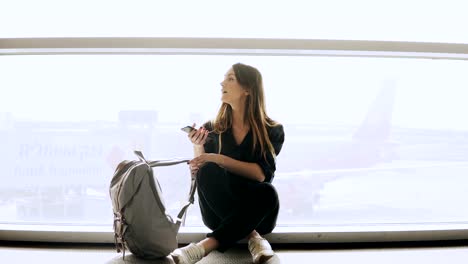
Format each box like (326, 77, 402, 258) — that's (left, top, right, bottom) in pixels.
(181, 126, 196, 133)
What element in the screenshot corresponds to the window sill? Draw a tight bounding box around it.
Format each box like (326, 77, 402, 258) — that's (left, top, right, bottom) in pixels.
(1, 223, 467, 244)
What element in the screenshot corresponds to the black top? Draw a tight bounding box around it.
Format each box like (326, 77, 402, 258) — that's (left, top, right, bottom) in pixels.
(202, 121, 285, 183)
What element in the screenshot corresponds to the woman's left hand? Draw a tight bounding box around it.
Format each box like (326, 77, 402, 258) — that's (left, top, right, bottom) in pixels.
(189, 153, 220, 168)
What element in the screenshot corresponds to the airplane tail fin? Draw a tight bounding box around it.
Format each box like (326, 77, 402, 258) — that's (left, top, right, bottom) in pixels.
(352, 80, 397, 141)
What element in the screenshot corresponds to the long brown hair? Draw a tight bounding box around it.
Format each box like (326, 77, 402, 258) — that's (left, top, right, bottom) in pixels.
(212, 63, 279, 159)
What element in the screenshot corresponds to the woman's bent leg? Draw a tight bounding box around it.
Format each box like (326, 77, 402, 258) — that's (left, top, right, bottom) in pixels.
(196, 162, 235, 230)
(207, 182, 280, 252)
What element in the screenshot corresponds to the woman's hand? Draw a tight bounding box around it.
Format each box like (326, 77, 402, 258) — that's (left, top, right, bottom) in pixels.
(189, 162, 199, 176)
(188, 123, 209, 146)
(189, 153, 223, 169)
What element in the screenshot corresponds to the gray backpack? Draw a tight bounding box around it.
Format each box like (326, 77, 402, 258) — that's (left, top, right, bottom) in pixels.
(109, 150, 195, 259)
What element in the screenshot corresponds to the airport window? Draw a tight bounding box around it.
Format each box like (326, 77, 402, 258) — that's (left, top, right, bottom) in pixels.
(1, 0, 468, 242)
(1, 55, 467, 230)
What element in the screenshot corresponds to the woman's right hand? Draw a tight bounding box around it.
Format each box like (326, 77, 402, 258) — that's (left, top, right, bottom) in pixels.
(188, 123, 209, 146)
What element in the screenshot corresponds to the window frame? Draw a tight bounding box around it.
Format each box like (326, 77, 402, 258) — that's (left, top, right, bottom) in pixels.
(2, 37, 468, 60)
(1, 37, 468, 243)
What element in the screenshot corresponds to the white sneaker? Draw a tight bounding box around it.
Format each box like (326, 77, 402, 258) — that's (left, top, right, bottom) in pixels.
(248, 237, 275, 264)
(171, 243, 205, 264)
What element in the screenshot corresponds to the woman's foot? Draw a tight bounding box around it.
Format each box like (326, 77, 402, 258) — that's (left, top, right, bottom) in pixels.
(248, 237, 275, 264)
(170, 243, 205, 264)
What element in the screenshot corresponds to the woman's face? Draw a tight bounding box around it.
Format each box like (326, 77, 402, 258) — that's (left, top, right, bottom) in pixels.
(220, 68, 248, 106)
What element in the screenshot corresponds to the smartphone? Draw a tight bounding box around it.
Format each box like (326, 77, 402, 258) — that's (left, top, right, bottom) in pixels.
(181, 125, 196, 133)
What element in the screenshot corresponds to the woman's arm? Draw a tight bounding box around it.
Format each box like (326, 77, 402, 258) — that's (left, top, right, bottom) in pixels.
(193, 145, 205, 157)
(222, 124, 285, 183)
(187, 123, 210, 175)
(190, 153, 266, 182)
(218, 154, 266, 182)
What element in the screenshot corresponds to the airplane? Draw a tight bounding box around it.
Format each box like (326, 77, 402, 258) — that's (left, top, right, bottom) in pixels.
(276, 80, 398, 173)
(2, 79, 468, 223)
(271, 80, 468, 221)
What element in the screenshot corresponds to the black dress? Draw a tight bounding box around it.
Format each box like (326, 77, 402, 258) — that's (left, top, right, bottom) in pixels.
(196, 121, 285, 252)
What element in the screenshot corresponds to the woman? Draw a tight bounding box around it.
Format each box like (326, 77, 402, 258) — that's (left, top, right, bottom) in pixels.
(171, 63, 285, 264)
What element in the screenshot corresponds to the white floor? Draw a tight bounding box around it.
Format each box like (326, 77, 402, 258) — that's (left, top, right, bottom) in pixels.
(1, 242, 468, 264)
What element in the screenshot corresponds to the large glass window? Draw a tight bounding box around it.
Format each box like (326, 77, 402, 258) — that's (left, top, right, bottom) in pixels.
(1, 55, 467, 228)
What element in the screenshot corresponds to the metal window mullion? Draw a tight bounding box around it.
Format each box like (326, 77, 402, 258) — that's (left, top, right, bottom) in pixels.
(2, 38, 468, 60)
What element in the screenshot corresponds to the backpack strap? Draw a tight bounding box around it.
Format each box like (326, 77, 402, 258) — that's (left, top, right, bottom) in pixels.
(135, 150, 190, 167)
(175, 174, 197, 228)
(133, 150, 196, 228)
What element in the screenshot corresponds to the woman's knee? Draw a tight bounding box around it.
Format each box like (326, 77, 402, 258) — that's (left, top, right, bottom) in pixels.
(196, 162, 224, 187)
(201, 212, 220, 231)
(261, 183, 279, 200)
(250, 183, 279, 209)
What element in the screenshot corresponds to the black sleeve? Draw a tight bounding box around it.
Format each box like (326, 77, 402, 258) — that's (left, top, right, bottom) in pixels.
(202, 121, 216, 154)
(257, 124, 285, 183)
